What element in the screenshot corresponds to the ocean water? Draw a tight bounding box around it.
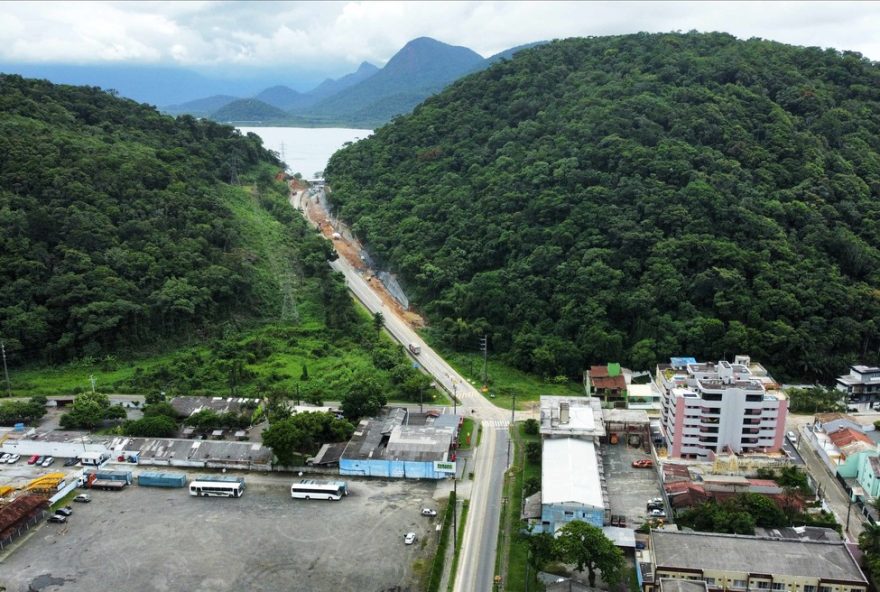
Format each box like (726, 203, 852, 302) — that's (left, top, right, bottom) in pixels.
(238, 126, 372, 178)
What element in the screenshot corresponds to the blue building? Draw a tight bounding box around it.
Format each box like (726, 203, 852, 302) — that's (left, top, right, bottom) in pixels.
(339, 408, 457, 480)
(537, 437, 606, 533)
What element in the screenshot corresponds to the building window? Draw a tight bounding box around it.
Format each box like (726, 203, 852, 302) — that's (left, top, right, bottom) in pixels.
(819, 587, 833, 592)
(564, 511, 574, 517)
(771, 584, 785, 591)
(802, 586, 816, 592)
(732, 581, 747, 590)
(705, 578, 715, 586)
(755, 583, 770, 590)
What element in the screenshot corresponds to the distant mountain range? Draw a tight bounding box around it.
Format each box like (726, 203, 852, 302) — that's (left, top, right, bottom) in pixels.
(165, 38, 544, 128)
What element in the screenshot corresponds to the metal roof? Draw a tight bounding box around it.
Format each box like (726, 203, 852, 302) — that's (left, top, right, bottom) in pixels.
(651, 530, 867, 582)
(541, 438, 603, 509)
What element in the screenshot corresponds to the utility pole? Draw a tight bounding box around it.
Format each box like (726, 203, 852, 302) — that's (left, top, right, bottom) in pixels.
(0, 341, 10, 397)
(89, 375, 97, 394)
(453, 382, 457, 416)
(480, 335, 488, 386)
(511, 392, 516, 425)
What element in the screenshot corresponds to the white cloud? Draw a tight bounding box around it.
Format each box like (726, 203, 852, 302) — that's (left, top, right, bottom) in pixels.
(1, 0, 879, 69)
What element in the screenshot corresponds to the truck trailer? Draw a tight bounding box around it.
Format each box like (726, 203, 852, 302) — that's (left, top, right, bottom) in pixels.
(138, 472, 187, 488)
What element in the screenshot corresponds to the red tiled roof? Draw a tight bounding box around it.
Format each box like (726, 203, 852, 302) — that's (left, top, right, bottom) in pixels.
(591, 366, 610, 377)
(591, 375, 626, 390)
(828, 427, 874, 448)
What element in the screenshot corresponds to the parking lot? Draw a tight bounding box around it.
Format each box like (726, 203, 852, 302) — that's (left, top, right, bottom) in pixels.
(0, 473, 439, 592)
(603, 440, 664, 527)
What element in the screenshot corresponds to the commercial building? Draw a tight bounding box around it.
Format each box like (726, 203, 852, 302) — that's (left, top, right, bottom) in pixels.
(339, 408, 457, 480)
(529, 396, 608, 533)
(638, 530, 868, 592)
(628, 382, 663, 413)
(657, 356, 788, 458)
(836, 365, 880, 404)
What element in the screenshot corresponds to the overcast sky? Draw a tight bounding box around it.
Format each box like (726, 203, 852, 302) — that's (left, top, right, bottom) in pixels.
(2, 1, 879, 77)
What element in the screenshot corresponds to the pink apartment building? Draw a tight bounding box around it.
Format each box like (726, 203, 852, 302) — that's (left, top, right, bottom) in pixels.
(658, 356, 788, 459)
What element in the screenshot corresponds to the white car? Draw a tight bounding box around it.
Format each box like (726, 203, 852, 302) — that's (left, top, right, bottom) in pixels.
(41, 456, 55, 467)
(650, 508, 667, 518)
(787, 431, 797, 441)
(6, 454, 21, 464)
(421, 508, 438, 517)
(0, 453, 9, 462)
(403, 532, 416, 545)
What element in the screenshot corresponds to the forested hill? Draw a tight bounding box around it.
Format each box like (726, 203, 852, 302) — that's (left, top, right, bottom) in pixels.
(0, 75, 332, 364)
(325, 32, 880, 381)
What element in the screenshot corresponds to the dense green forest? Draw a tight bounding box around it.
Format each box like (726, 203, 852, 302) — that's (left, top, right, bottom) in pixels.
(0, 74, 331, 363)
(325, 32, 880, 381)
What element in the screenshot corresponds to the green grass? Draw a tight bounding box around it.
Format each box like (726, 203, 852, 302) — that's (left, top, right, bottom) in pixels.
(498, 422, 541, 592)
(418, 330, 583, 410)
(447, 499, 470, 592)
(457, 418, 475, 449)
(426, 495, 453, 592)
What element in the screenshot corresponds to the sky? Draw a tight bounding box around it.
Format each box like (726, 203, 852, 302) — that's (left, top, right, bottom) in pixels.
(2, 0, 879, 76)
(1, 1, 879, 105)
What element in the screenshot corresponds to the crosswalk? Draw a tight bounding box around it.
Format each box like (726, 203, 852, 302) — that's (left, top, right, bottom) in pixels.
(483, 419, 510, 429)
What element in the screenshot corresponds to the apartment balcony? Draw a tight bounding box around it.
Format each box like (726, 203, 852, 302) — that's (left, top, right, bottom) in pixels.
(742, 428, 760, 435)
(744, 409, 762, 416)
(699, 407, 721, 415)
(743, 418, 761, 425)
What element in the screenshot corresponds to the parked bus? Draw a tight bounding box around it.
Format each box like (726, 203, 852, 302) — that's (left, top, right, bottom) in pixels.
(189, 477, 245, 498)
(290, 479, 348, 501)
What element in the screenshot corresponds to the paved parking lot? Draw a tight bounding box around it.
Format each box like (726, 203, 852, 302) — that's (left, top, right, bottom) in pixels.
(603, 441, 664, 527)
(0, 473, 439, 592)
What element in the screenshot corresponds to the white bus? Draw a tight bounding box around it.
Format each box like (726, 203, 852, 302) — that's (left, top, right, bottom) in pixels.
(290, 479, 348, 501)
(189, 478, 245, 498)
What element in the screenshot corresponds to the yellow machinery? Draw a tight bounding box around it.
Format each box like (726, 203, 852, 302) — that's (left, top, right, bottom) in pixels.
(23, 472, 65, 495)
(0, 485, 13, 497)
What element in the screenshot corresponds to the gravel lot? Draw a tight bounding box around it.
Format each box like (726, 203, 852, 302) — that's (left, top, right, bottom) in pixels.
(0, 472, 440, 592)
(603, 441, 664, 527)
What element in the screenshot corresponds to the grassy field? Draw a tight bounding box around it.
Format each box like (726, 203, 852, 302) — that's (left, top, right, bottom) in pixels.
(447, 499, 470, 592)
(418, 330, 584, 410)
(498, 422, 541, 592)
(457, 418, 476, 449)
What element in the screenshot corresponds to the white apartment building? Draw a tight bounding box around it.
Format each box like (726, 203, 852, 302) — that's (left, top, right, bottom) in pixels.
(657, 356, 788, 459)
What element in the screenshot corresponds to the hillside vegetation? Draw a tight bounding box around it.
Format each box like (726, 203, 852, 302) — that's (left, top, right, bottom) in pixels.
(0, 74, 332, 363)
(325, 32, 880, 380)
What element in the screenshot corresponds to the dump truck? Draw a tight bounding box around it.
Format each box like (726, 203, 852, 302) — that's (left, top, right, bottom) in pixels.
(138, 472, 187, 488)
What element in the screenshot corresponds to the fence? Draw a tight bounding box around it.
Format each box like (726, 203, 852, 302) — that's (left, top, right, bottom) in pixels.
(0, 509, 47, 551)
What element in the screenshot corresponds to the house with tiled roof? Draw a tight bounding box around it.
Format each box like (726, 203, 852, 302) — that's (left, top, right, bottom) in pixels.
(589, 363, 628, 406)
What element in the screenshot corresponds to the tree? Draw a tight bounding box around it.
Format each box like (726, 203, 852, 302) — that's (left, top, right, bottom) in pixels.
(122, 415, 178, 437)
(340, 375, 386, 420)
(142, 402, 180, 420)
(524, 476, 541, 496)
(555, 521, 626, 586)
(60, 391, 126, 429)
(527, 531, 556, 572)
(525, 441, 542, 464)
(262, 412, 354, 466)
(860, 523, 880, 556)
(523, 418, 539, 435)
(372, 311, 385, 339)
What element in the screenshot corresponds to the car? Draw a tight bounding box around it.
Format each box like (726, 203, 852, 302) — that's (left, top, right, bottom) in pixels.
(35, 455, 45, 465)
(41, 456, 55, 467)
(55, 506, 73, 517)
(403, 532, 416, 545)
(47, 514, 66, 523)
(649, 497, 663, 505)
(421, 508, 438, 517)
(649, 509, 667, 518)
(0, 453, 9, 462)
(647, 502, 664, 511)
(63, 457, 79, 467)
(27, 454, 39, 465)
(6, 454, 20, 464)
(73, 494, 91, 503)
(787, 431, 797, 441)
(632, 459, 653, 469)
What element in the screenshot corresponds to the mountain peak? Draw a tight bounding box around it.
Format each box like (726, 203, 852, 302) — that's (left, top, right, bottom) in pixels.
(383, 37, 484, 79)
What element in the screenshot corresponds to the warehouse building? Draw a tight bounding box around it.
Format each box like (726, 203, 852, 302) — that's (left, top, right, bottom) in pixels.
(339, 408, 457, 479)
(536, 437, 606, 533)
(638, 530, 867, 591)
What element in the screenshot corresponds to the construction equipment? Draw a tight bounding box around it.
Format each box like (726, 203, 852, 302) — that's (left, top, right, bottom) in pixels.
(23, 472, 65, 495)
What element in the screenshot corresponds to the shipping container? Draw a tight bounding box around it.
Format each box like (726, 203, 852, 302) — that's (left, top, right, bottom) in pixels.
(138, 472, 187, 488)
